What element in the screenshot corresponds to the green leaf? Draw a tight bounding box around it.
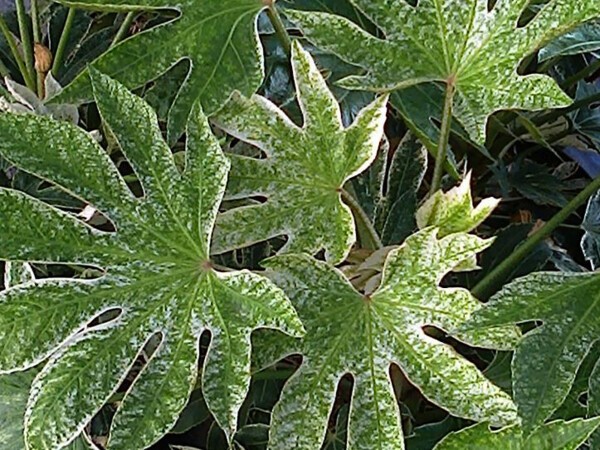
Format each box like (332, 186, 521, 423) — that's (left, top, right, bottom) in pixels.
(0, 70, 303, 449)
(0, 370, 37, 450)
(540, 19, 600, 61)
(286, 0, 600, 142)
(212, 42, 388, 264)
(4, 261, 34, 288)
(588, 358, 600, 448)
(0, 265, 94, 450)
(263, 228, 518, 449)
(0, 369, 97, 450)
(432, 418, 600, 450)
(582, 189, 600, 270)
(374, 132, 427, 246)
(390, 85, 483, 169)
(461, 271, 600, 434)
(416, 173, 499, 238)
(51, 0, 268, 142)
(405, 416, 464, 450)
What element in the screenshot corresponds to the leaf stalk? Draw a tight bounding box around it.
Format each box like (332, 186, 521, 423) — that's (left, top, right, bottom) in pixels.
(341, 188, 382, 250)
(30, 0, 40, 43)
(112, 12, 136, 46)
(15, 0, 36, 89)
(472, 174, 600, 299)
(429, 79, 455, 196)
(266, 3, 291, 56)
(51, 8, 76, 75)
(0, 15, 35, 90)
(560, 57, 600, 90)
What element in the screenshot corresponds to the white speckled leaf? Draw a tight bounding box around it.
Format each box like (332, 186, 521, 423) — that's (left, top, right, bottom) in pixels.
(4, 261, 34, 288)
(0, 267, 93, 450)
(461, 271, 600, 435)
(51, 0, 267, 142)
(417, 173, 500, 238)
(0, 71, 303, 450)
(433, 418, 600, 450)
(0, 369, 97, 450)
(286, 0, 600, 142)
(212, 42, 388, 264)
(263, 228, 518, 450)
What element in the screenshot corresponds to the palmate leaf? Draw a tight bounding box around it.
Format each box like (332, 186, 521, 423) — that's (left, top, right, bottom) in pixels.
(0, 71, 303, 450)
(432, 418, 600, 450)
(212, 42, 388, 264)
(51, 0, 268, 142)
(263, 228, 519, 450)
(462, 271, 600, 434)
(286, 0, 600, 143)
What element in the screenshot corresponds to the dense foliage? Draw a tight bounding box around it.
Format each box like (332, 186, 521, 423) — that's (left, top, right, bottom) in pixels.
(1, 0, 600, 449)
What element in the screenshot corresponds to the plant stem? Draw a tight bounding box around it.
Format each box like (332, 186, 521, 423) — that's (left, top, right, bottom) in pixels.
(0, 15, 35, 90)
(341, 188, 383, 250)
(266, 3, 291, 56)
(51, 8, 76, 75)
(429, 80, 455, 196)
(472, 174, 600, 300)
(15, 0, 35, 88)
(36, 70, 44, 98)
(112, 11, 136, 46)
(30, 0, 40, 43)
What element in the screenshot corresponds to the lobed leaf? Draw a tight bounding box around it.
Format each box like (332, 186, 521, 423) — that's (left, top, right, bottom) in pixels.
(0, 71, 303, 450)
(263, 228, 518, 449)
(212, 41, 388, 264)
(51, 0, 268, 142)
(286, 0, 600, 143)
(462, 271, 600, 434)
(433, 418, 600, 450)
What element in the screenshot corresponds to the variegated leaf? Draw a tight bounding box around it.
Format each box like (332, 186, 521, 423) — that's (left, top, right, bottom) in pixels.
(0, 266, 93, 450)
(263, 228, 518, 450)
(50, 0, 268, 142)
(212, 42, 388, 264)
(4, 261, 34, 288)
(286, 0, 600, 142)
(461, 271, 600, 434)
(417, 173, 499, 238)
(0, 71, 303, 450)
(433, 418, 600, 450)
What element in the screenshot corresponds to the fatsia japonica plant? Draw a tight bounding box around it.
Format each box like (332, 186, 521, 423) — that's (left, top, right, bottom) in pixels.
(2, 0, 600, 448)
